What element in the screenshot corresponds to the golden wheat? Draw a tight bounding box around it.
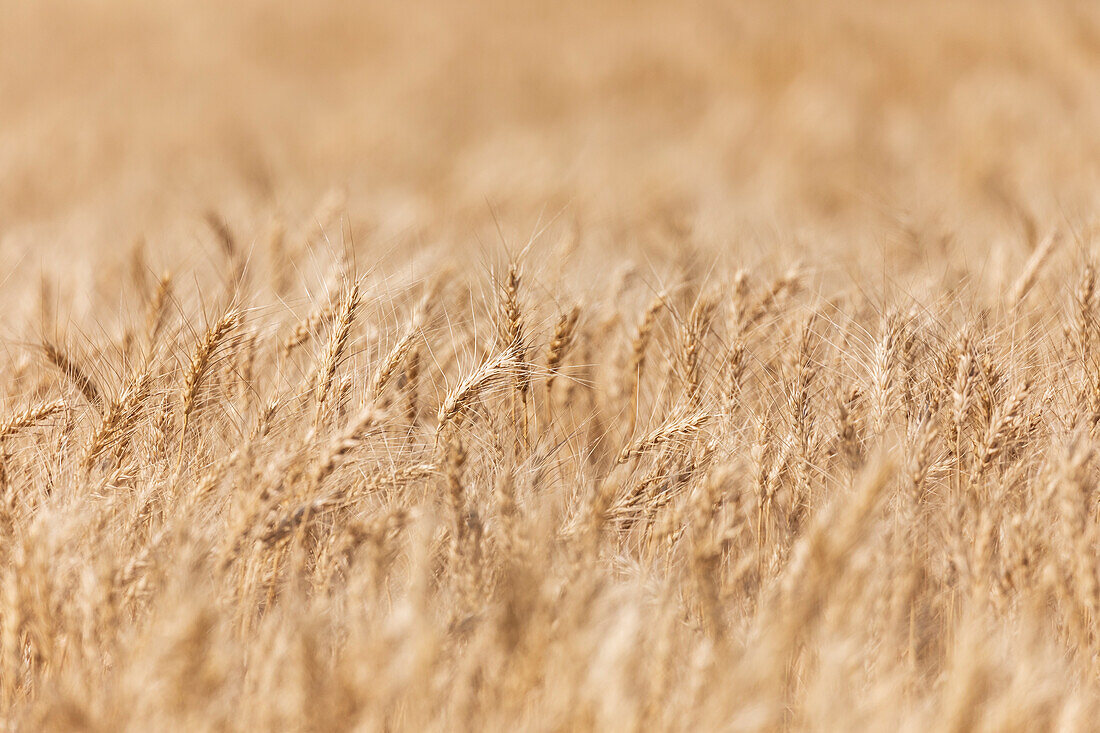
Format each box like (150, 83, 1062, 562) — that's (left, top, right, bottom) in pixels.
(4, 1, 1100, 730)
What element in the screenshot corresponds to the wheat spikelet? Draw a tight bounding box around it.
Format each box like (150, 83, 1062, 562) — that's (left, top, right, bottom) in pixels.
(545, 303, 580, 399)
(309, 405, 383, 490)
(1010, 231, 1057, 309)
(144, 272, 172, 348)
(436, 341, 524, 432)
(617, 408, 710, 464)
(445, 432, 468, 544)
(177, 309, 241, 468)
(403, 347, 421, 424)
(83, 368, 152, 472)
(369, 301, 427, 401)
(0, 400, 65, 441)
(837, 385, 863, 471)
(738, 265, 800, 334)
(42, 341, 102, 409)
(313, 281, 361, 424)
(205, 210, 237, 259)
(972, 377, 1031, 481)
(1074, 262, 1097, 357)
(281, 294, 338, 360)
(871, 313, 899, 424)
(496, 263, 529, 448)
(679, 293, 717, 409)
(625, 293, 666, 438)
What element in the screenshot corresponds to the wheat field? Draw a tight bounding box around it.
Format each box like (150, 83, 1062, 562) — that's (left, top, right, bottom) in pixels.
(3, 1, 1100, 730)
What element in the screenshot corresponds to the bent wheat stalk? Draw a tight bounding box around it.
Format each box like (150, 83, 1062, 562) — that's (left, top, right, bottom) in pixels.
(0, 399, 65, 441)
(618, 408, 710, 464)
(437, 341, 525, 433)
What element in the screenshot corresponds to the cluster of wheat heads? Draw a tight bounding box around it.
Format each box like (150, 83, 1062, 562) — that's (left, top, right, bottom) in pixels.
(1, 217, 1100, 730)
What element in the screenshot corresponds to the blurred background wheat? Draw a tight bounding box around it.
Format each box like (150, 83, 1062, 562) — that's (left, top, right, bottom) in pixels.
(2, 1, 1100, 730)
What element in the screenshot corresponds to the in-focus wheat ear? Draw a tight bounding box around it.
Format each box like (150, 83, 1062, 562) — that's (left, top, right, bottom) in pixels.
(177, 309, 241, 470)
(370, 296, 428, 401)
(436, 340, 523, 434)
(545, 303, 580, 416)
(618, 408, 710, 464)
(680, 292, 717, 409)
(314, 281, 361, 426)
(496, 262, 529, 449)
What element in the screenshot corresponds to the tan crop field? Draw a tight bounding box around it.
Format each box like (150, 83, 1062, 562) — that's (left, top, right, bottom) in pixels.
(3, 1, 1100, 729)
